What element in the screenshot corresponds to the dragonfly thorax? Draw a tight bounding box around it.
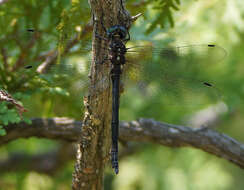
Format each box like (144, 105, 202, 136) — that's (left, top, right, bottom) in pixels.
(109, 39, 126, 66)
(108, 37, 126, 79)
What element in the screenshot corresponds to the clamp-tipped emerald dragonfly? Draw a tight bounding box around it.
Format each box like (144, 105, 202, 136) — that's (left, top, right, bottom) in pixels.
(95, 25, 225, 174)
(13, 25, 226, 174)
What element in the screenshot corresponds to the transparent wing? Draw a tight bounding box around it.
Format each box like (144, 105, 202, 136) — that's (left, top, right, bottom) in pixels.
(15, 29, 227, 109)
(122, 44, 226, 108)
(8, 28, 92, 95)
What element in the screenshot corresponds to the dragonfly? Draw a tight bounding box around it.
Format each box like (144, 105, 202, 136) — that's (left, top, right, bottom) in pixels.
(91, 25, 226, 174)
(2, 25, 227, 174)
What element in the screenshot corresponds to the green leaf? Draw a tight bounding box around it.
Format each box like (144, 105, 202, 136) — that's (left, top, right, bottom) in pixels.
(22, 117, 32, 124)
(171, 2, 180, 11)
(174, 0, 181, 5)
(167, 10, 175, 27)
(0, 103, 8, 113)
(0, 126, 6, 136)
(0, 103, 21, 125)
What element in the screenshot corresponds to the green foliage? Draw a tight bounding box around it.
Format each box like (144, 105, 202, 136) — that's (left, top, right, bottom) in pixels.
(1, 0, 244, 189)
(0, 126, 6, 136)
(127, 0, 181, 34)
(114, 146, 234, 190)
(0, 0, 91, 119)
(0, 103, 20, 125)
(147, 0, 180, 33)
(0, 102, 21, 136)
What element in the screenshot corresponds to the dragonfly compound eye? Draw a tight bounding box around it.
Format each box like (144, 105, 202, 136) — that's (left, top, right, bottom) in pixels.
(107, 25, 127, 40)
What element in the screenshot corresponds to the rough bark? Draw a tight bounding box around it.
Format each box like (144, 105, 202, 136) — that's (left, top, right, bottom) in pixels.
(2, 118, 244, 170)
(72, 1, 131, 189)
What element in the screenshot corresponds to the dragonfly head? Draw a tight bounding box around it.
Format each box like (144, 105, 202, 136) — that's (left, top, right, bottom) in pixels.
(107, 25, 129, 41)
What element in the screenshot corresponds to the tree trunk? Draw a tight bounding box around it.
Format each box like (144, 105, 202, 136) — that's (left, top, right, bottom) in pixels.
(72, 0, 131, 189)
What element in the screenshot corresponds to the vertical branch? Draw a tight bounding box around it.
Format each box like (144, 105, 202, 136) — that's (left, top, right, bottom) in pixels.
(72, 0, 131, 189)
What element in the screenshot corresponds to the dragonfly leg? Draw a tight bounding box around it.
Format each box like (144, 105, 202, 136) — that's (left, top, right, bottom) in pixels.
(95, 33, 107, 41)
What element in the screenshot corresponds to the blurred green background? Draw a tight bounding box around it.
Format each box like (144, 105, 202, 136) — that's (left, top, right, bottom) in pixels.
(0, 0, 244, 189)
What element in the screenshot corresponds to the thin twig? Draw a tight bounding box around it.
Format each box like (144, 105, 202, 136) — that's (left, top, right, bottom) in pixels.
(36, 23, 93, 74)
(0, 89, 27, 118)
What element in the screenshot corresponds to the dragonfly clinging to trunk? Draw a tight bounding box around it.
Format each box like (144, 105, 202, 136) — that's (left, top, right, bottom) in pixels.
(3, 25, 227, 174)
(91, 25, 226, 174)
